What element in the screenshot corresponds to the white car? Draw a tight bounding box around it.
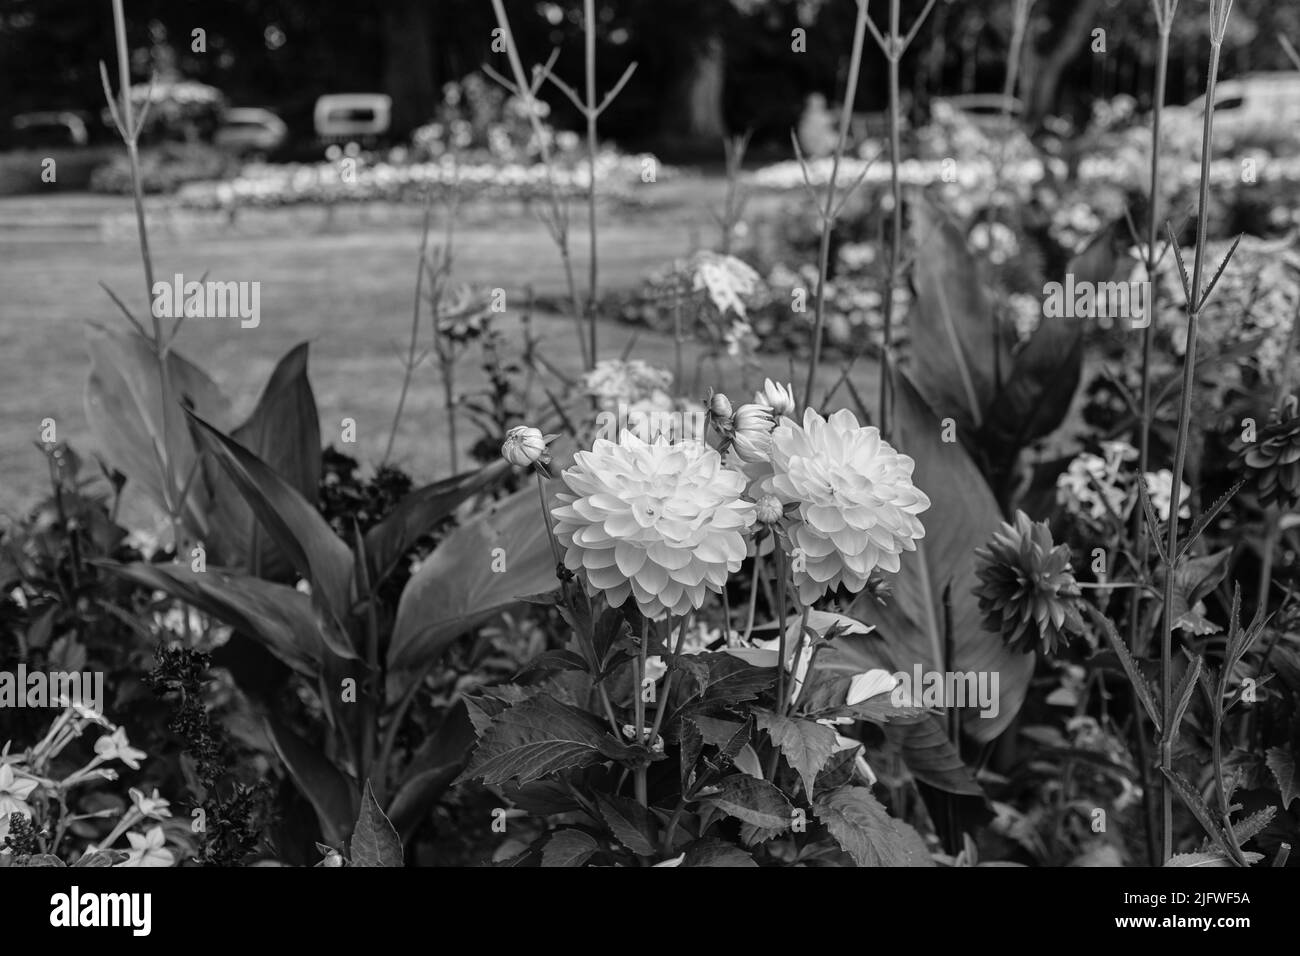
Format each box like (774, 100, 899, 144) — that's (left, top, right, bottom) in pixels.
(1185, 71, 1300, 135)
(313, 94, 392, 142)
(12, 111, 89, 147)
(214, 108, 288, 155)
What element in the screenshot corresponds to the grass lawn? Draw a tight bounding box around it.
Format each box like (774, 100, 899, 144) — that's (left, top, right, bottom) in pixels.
(0, 182, 871, 526)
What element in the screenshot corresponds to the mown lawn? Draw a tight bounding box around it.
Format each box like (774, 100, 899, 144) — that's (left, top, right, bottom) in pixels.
(0, 183, 861, 525)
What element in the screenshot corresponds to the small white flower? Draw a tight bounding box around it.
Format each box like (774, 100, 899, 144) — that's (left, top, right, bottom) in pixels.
(129, 787, 172, 821)
(94, 728, 146, 770)
(1143, 470, 1191, 522)
(117, 826, 175, 868)
(0, 764, 38, 818)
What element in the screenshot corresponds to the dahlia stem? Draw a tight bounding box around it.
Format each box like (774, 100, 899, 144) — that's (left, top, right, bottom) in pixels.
(536, 471, 562, 568)
(633, 618, 649, 806)
(741, 552, 763, 644)
(648, 615, 688, 751)
(773, 546, 790, 720)
(784, 605, 811, 717)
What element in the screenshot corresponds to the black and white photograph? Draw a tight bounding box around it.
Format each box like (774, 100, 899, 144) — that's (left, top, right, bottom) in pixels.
(0, 0, 1297, 926)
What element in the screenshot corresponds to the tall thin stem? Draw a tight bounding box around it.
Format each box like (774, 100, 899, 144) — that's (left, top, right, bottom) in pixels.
(802, 0, 869, 410)
(584, 0, 600, 364)
(383, 194, 435, 465)
(1158, 15, 1228, 862)
(488, 0, 590, 369)
(1128, 3, 1176, 869)
(878, 0, 902, 439)
(107, 0, 182, 556)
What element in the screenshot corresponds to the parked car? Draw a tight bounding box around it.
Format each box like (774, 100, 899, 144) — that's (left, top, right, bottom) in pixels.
(214, 107, 288, 156)
(10, 111, 89, 148)
(1185, 71, 1300, 135)
(312, 94, 392, 144)
(931, 94, 1024, 133)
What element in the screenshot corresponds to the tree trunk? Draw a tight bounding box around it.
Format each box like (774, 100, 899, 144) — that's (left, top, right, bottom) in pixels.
(381, 0, 437, 138)
(664, 34, 726, 147)
(1021, 0, 1105, 123)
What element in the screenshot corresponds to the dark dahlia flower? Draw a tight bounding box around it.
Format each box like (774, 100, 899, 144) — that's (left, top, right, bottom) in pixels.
(1238, 401, 1300, 509)
(973, 511, 1083, 655)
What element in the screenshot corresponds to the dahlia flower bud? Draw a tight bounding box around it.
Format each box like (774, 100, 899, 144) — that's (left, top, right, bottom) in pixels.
(708, 391, 734, 421)
(754, 378, 796, 418)
(755, 494, 784, 524)
(501, 425, 548, 469)
(731, 403, 775, 463)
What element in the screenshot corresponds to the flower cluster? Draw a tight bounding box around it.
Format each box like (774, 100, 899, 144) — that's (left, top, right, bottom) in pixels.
(1, 703, 178, 867)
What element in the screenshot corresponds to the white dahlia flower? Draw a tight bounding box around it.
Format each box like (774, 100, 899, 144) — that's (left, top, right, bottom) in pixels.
(551, 432, 756, 619)
(765, 408, 930, 604)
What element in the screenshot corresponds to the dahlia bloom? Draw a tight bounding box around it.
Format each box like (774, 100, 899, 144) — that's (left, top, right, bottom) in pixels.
(973, 511, 1083, 655)
(1238, 400, 1300, 508)
(764, 408, 930, 604)
(551, 432, 756, 619)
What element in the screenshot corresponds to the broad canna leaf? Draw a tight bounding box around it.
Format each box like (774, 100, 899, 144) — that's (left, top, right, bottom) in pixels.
(363, 460, 507, 587)
(203, 342, 322, 581)
(385, 484, 555, 696)
(386, 702, 478, 839)
(847, 370, 1033, 742)
(186, 410, 355, 647)
(94, 560, 325, 676)
(907, 196, 1010, 434)
(265, 715, 357, 846)
(84, 322, 233, 538)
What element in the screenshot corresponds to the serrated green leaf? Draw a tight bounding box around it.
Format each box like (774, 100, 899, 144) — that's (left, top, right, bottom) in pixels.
(813, 786, 916, 866)
(755, 710, 837, 799)
(458, 694, 616, 786)
(703, 774, 793, 831)
(679, 839, 758, 867)
(541, 829, 599, 867)
(596, 793, 658, 856)
(1266, 747, 1299, 810)
(350, 781, 403, 867)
